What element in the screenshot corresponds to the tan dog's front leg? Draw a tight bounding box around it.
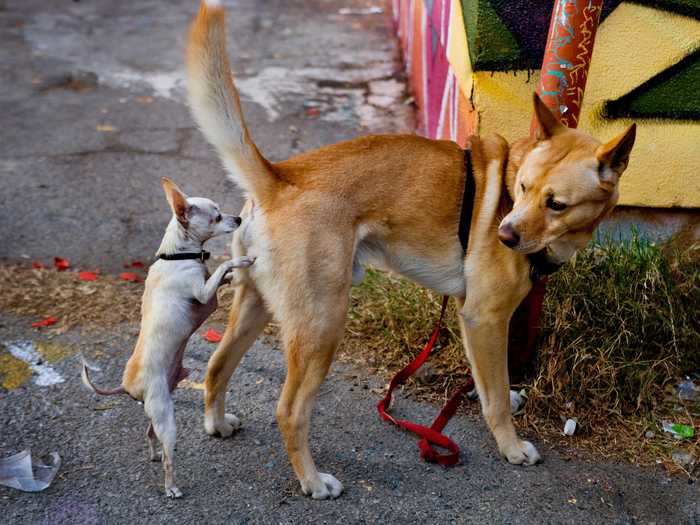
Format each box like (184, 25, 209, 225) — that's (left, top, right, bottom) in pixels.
(458, 314, 541, 465)
(204, 284, 270, 437)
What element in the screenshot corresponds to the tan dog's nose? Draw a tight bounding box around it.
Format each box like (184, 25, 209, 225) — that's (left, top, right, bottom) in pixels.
(498, 223, 520, 248)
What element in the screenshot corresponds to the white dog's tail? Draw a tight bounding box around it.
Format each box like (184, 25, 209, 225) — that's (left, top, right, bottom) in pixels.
(81, 361, 126, 396)
(187, 0, 281, 202)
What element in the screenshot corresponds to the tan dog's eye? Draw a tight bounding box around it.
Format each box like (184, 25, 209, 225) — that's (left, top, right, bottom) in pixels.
(520, 183, 526, 193)
(546, 196, 567, 211)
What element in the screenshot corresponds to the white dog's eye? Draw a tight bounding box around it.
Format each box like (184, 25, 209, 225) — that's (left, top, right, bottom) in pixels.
(215, 214, 222, 222)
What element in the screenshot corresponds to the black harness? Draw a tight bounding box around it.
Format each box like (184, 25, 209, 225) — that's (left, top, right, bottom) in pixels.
(158, 251, 211, 263)
(458, 149, 477, 253)
(459, 149, 561, 282)
(527, 249, 563, 281)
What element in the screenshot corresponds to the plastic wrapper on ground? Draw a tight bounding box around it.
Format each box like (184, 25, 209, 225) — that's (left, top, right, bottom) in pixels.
(0, 449, 61, 492)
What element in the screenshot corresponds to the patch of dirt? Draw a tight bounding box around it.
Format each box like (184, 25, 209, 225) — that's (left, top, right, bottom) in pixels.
(0, 261, 263, 335)
(0, 265, 143, 332)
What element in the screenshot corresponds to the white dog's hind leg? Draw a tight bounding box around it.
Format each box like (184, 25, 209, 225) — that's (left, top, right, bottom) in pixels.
(146, 422, 160, 462)
(145, 383, 182, 498)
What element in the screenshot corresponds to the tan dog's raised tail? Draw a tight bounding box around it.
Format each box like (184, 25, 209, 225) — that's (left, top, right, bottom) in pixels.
(187, 0, 636, 499)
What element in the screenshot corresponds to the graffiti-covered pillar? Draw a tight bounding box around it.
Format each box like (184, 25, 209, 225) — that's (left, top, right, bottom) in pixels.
(509, 0, 604, 378)
(534, 0, 604, 129)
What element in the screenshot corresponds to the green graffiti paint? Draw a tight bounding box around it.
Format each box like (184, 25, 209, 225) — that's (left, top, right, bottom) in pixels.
(461, 0, 520, 71)
(604, 49, 700, 120)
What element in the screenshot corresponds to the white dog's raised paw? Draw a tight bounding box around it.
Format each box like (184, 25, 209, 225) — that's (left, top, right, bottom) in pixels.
(501, 439, 542, 466)
(165, 485, 183, 499)
(204, 413, 241, 438)
(232, 256, 256, 268)
(301, 472, 343, 500)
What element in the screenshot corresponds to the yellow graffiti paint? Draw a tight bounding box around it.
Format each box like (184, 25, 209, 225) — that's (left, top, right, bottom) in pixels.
(452, 2, 700, 208)
(473, 67, 700, 207)
(447, 0, 473, 100)
(584, 3, 700, 113)
(0, 350, 32, 391)
(36, 341, 76, 364)
(0, 341, 76, 391)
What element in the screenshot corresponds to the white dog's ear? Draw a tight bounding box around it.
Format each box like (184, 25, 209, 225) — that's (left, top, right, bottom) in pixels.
(532, 93, 564, 140)
(161, 177, 189, 224)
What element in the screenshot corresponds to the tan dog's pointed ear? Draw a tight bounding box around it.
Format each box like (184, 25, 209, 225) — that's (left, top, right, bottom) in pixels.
(161, 177, 189, 224)
(533, 93, 564, 140)
(596, 123, 636, 180)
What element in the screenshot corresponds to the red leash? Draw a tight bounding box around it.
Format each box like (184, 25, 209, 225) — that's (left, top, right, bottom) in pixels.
(377, 296, 474, 466)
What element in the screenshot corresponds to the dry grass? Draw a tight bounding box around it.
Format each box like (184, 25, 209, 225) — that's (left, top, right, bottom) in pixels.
(525, 232, 699, 472)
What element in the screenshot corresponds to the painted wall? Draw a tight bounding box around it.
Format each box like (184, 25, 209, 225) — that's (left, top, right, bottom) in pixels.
(393, 0, 700, 208)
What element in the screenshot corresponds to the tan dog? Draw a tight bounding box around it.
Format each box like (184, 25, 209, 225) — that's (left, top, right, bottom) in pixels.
(82, 177, 254, 498)
(186, 0, 636, 499)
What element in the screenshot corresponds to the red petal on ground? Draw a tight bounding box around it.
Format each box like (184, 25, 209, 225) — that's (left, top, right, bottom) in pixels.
(31, 316, 58, 328)
(79, 271, 98, 281)
(53, 257, 70, 271)
(202, 328, 223, 343)
(119, 272, 139, 282)
(32, 261, 45, 269)
(129, 260, 145, 268)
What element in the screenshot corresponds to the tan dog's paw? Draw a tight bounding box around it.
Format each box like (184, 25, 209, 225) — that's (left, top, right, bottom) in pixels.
(501, 439, 542, 466)
(204, 413, 241, 438)
(301, 473, 343, 500)
(165, 485, 183, 499)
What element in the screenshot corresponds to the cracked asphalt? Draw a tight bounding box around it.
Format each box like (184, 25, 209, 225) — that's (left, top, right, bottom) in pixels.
(0, 0, 411, 271)
(0, 0, 698, 523)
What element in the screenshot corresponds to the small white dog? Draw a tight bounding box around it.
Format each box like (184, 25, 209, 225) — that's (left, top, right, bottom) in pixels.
(82, 177, 254, 498)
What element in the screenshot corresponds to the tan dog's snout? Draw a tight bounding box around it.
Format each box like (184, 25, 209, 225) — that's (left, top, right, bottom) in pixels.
(497, 222, 520, 248)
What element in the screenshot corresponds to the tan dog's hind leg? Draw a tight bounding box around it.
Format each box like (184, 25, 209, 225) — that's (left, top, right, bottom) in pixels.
(276, 325, 344, 499)
(204, 284, 270, 437)
(272, 250, 351, 499)
(457, 309, 541, 465)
